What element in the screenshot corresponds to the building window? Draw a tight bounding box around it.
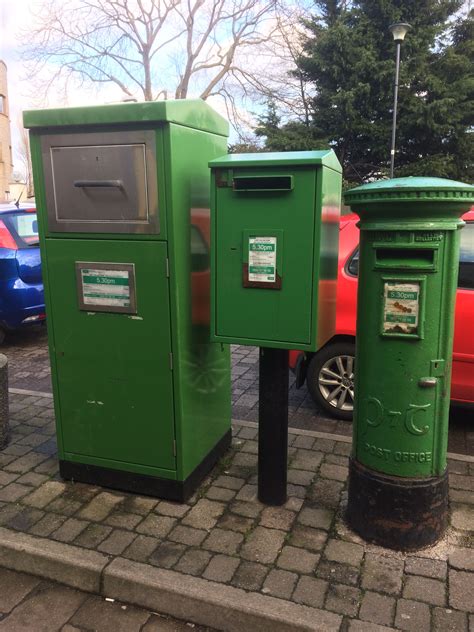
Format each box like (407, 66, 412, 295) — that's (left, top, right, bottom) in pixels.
(0, 96, 5, 114)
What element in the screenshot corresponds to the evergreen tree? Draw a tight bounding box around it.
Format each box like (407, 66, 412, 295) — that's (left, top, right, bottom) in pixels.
(256, 1, 473, 184)
(255, 101, 323, 151)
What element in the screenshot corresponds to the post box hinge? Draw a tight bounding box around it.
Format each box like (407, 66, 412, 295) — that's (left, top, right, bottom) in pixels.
(166, 258, 170, 278)
(169, 352, 173, 371)
(173, 440, 177, 457)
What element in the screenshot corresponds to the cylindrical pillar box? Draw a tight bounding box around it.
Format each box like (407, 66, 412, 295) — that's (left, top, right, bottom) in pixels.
(344, 177, 474, 550)
(0, 354, 9, 449)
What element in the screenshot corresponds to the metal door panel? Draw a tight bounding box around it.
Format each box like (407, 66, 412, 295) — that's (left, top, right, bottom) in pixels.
(46, 239, 176, 471)
(41, 130, 159, 234)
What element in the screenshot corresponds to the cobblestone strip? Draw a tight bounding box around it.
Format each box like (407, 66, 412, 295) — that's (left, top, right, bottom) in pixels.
(0, 392, 471, 631)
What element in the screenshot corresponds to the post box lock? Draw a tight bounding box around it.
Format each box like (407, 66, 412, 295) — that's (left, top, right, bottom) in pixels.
(430, 359, 445, 376)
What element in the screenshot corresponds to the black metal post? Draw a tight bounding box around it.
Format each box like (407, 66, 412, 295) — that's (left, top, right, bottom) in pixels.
(258, 347, 289, 505)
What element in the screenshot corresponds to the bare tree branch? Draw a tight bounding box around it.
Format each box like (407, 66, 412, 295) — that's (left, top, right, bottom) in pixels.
(22, 0, 288, 109)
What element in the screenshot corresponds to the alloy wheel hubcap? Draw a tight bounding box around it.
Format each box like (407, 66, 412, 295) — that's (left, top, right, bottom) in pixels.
(318, 354, 355, 411)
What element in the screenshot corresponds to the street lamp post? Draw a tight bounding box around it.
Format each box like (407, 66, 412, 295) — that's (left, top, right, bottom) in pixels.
(389, 22, 411, 179)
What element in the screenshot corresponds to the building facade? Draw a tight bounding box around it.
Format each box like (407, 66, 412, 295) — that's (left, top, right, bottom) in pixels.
(0, 61, 13, 202)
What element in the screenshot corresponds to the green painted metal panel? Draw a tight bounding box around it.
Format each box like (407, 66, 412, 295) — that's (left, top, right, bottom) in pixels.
(46, 238, 176, 474)
(210, 151, 342, 351)
(26, 101, 231, 492)
(215, 167, 316, 345)
(29, 130, 66, 455)
(209, 150, 342, 171)
(164, 123, 231, 480)
(345, 177, 474, 478)
(315, 164, 341, 348)
(23, 99, 228, 137)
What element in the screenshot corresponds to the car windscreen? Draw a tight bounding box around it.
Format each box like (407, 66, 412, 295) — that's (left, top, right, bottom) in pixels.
(3, 212, 39, 248)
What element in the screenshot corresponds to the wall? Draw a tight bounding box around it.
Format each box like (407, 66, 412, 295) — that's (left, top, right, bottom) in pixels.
(0, 61, 13, 202)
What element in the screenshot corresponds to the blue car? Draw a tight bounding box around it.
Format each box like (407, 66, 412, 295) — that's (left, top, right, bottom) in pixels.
(0, 202, 45, 343)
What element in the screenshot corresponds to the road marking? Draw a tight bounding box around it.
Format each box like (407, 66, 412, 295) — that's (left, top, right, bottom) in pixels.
(9, 387, 53, 398)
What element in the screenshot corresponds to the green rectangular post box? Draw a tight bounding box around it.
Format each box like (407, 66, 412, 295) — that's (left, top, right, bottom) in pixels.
(24, 100, 231, 501)
(209, 151, 342, 350)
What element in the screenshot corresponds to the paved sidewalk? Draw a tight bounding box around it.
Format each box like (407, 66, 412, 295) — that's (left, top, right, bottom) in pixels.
(0, 392, 472, 631)
(3, 328, 51, 394)
(230, 345, 474, 455)
(0, 566, 212, 631)
(3, 330, 473, 455)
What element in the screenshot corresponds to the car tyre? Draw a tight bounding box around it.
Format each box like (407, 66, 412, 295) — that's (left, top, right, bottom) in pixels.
(307, 341, 356, 421)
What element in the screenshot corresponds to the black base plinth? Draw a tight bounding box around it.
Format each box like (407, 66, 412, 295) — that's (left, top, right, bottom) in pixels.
(347, 457, 449, 551)
(60, 429, 232, 503)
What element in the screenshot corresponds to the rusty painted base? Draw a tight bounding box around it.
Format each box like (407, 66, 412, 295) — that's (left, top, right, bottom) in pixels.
(347, 457, 449, 551)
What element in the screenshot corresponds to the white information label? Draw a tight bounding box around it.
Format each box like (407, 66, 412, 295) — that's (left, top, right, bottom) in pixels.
(248, 237, 277, 283)
(383, 282, 420, 334)
(81, 269, 131, 308)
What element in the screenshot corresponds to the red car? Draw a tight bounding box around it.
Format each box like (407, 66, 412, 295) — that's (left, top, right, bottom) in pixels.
(290, 209, 474, 420)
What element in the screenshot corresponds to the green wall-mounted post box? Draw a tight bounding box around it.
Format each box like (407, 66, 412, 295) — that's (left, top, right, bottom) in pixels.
(24, 100, 231, 501)
(209, 150, 342, 506)
(209, 151, 342, 351)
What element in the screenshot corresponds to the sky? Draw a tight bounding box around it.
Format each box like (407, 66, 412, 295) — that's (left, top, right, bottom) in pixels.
(3, 0, 470, 179)
(0, 0, 249, 177)
(1, 0, 63, 174)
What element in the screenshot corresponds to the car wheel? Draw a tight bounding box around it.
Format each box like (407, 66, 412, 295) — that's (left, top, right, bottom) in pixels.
(307, 341, 355, 421)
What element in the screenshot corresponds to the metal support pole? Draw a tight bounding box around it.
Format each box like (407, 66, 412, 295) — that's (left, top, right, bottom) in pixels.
(258, 347, 289, 506)
(0, 355, 9, 449)
(390, 41, 401, 179)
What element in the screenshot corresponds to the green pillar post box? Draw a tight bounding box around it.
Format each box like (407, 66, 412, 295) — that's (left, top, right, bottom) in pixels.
(209, 151, 342, 504)
(344, 177, 474, 550)
(24, 100, 231, 501)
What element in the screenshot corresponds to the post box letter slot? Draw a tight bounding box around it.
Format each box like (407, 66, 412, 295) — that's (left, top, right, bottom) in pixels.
(233, 175, 293, 192)
(375, 247, 436, 270)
